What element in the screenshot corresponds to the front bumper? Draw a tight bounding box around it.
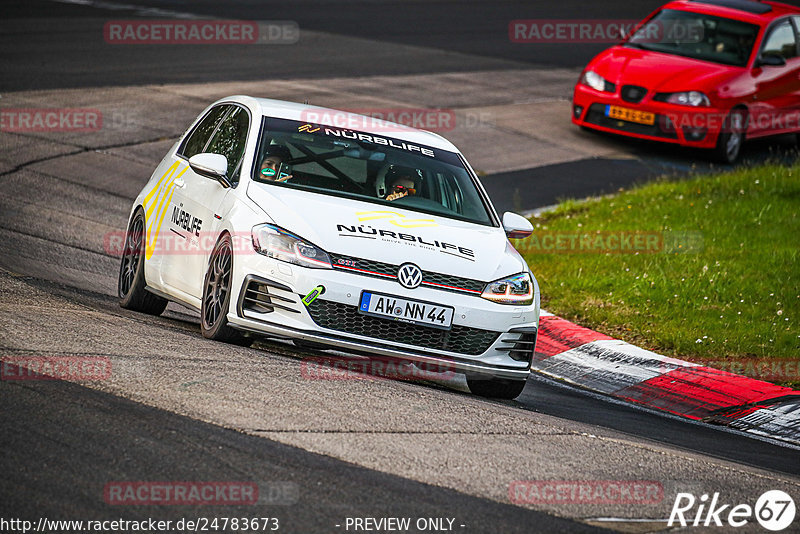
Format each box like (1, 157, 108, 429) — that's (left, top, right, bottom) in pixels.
(572, 84, 724, 148)
(226, 253, 539, 380)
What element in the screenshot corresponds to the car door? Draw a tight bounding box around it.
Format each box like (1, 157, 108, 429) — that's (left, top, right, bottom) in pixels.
(159, 103, 233, 297)
(164, 104, 251, 299)
(749, 18, 800, 136)
(792, 16, 800, 133)
(144, 104, 229, 295)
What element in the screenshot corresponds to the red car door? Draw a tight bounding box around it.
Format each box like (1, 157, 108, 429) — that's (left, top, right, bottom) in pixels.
(748, 18, 800, 137)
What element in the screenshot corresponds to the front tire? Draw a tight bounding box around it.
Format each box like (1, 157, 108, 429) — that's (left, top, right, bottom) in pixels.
(118, 209, 168, 315)
(713, 108, 747, 164)
(467, 375, 527, 399)
(201, 234, 252, 346)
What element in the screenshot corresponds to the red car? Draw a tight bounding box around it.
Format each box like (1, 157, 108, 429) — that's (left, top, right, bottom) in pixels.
(572, 0, 800, 162)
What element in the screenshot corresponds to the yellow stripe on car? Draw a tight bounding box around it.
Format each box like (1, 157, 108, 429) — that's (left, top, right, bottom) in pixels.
(142, 161, 188, 259)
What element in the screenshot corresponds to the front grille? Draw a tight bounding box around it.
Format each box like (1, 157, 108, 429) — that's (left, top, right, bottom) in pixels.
(621, 85, 647, 103)
(496, 326, 538, 364)
(329, 253, 484, 295)
(423, 271, 483, 292)
(584, 104, 678, 139)
(306, 298, 500, 355)
(331, 255, 396, 279)
(238, 275, 300, 317)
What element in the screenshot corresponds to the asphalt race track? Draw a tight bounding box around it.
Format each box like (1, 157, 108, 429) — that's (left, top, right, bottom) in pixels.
(2, 1, 800, 532)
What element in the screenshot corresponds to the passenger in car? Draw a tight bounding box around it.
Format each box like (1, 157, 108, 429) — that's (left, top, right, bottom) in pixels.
(384, 166, 422, 201)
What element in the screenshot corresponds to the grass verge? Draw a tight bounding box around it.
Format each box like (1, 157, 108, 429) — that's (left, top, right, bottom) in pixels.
(516, 163, 799, 387)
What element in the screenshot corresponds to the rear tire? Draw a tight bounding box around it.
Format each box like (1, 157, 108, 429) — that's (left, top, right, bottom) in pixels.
(466, 375, 527, 399)
(118, 209, 168, 315)
(713, 108, 747, 164)
(201, 234, 252, 347)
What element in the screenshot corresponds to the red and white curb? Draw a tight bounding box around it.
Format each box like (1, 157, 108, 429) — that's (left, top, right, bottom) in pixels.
(533, 311, 800, 446)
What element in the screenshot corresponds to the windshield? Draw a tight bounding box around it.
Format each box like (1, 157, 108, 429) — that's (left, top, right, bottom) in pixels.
(626, 9, 759, 67)
(251, 117, 495, 226)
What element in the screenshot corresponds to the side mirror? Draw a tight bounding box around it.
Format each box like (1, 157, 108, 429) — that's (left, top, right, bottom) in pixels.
(502, 211, 533, 239)
(756, 53, 786, 68)
(189, 153, 232, 188)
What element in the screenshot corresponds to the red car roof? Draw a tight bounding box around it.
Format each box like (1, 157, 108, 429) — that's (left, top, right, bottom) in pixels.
(662, 0, 800, 24)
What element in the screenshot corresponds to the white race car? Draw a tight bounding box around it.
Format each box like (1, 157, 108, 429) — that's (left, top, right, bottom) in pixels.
(119, 96, 540, 398)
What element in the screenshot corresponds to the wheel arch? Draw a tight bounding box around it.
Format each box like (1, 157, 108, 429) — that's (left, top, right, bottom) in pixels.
(731, 104, 751, 133)
(205, 228, 235, 270)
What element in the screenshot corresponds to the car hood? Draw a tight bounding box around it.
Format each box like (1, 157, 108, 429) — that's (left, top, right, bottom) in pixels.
(246, 182, 527, 282)
(589, 46, 741, 94)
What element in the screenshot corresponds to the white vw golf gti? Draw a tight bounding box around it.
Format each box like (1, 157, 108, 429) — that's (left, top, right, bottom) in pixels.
(119, 96, 540, 398)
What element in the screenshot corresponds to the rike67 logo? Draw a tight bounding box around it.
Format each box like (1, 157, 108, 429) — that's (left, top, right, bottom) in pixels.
(669, 490, 796, 531)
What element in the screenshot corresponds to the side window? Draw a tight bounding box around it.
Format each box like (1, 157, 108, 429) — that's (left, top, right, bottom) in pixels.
(205, 106, 250, 179)
(762, 20, 798, 60)
(180, 105, 230, 159)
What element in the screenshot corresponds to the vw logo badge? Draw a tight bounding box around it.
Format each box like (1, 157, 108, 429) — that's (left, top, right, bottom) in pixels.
(397, 263, 423, 289)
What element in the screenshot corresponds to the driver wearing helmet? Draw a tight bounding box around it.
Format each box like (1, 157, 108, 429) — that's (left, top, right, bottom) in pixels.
(384, 165, 422, 201)
(259, 144, 293, 182)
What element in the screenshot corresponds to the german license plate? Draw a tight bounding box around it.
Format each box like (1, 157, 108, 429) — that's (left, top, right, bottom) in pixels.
(359, 291, 454, 330)
(605, 105, 655, 125)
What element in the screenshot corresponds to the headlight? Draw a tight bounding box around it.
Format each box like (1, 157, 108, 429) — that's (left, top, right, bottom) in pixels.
(481, 272, 534, 305)
(251, 223, 332, 269)
(665, 91, 710, 107)
(581, 70, 614, 93)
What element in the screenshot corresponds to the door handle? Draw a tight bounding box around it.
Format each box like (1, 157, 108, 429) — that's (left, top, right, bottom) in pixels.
(174, 178, 185, 188)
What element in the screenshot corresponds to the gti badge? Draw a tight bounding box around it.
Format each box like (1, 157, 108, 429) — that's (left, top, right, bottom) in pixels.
(397, 263, 423, 289)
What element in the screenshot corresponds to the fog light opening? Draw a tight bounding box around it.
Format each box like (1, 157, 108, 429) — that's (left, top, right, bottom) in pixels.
(683, 127, 708, 141)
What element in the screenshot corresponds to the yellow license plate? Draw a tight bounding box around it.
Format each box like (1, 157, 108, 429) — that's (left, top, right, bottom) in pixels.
(605, 105, 655, 125)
